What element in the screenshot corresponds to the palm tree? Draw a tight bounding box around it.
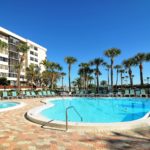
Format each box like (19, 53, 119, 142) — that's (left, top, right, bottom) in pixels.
(40, 59, 49, 70)
(16, 43, 29, 91)
(78, 63, 92, 90)
(104, 48, 121, 89)
(114, 65, 122, 86)
(64, 56, 77, 92)
(0, 40, 8, 50)
(60, 72, 66, 89)
(133, 53, 146, 86)
(103, 62, 111, 86)
(26, 64, 40, 87)
(47, 62, 62, 90)
(90, 58, 104, 93)
(119, 69, 125, 86)
(146, 53, 150, 61)
(123, 58, 135, 87)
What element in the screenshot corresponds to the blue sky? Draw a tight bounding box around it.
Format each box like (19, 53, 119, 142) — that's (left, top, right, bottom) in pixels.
(0, 0, 150, 86)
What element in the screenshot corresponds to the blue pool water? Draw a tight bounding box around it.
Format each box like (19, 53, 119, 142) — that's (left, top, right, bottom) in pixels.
(41, 98, 150, 123)
(0, 102, 19, 109)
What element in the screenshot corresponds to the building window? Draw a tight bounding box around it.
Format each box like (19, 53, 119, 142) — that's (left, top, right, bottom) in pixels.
(0, 56, 8, 62)
(34, 46, 38, 51)
(30, 51, 34, 55)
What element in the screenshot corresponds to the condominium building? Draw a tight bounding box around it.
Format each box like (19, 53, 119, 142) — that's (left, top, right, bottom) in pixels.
(0, 27, 47, 85)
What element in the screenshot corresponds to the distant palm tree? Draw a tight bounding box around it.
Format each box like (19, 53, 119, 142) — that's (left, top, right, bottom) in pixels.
(60, 72, 66, 89)
(119, 69, 125, 86)
(146, 53, 150, 61)
(104, 62, 111, 86)
(133, 53, 146, 86)
(78, 63, 92, 90)
(90, 58, 104, 93)
(114, 65, 122, 86)
(104, 48, 121, 89)
(64, 57, 77, 92)
(48, 62, 62, 89)
(123, 58, 135, 87)
(26, 64, 40, 87)
(16, 43, 29, 91)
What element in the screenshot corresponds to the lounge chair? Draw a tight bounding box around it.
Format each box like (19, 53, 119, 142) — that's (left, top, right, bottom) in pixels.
(116, 91, 122, 97)
(135, 90, 140, 97)
(25, 91, 33, 98)
(140, 89, 147, 97)
(47, 91, 52, 96)
(42, 91, 48, 97)
(11, 91, 18, 99)
(31, 91, 37, 98)
(38, 91, 43, 97)
(124, 89, 130, 97)
(2, 91, 11, 99)
(51, 91, 57, 96)
(130, 89, 135, 97)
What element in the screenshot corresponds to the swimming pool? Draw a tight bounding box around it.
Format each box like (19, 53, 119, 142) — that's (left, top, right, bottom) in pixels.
(27, 97, 150, 131)
(0, 101, 25, 112)
(41, 97, 150, 123)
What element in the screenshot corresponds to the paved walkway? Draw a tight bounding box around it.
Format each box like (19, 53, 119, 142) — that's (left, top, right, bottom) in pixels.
(0, 98, 150, 150)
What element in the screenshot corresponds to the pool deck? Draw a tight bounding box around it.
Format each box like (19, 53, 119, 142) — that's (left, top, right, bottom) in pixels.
(0, 98, 150, 149)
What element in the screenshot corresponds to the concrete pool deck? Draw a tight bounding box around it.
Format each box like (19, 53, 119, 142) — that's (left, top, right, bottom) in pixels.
(0, 97, 150, 149)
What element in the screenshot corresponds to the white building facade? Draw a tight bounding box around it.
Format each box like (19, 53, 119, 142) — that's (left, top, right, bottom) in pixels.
(0, 27, 47, 85)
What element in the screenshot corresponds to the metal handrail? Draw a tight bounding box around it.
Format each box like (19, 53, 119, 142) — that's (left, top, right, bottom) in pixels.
(66, 106, 83, 131)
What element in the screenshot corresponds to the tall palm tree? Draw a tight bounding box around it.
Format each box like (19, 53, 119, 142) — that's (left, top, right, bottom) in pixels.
(64, 56, 77, 92)
(16, 42, 29, 91)
(114, 65, 122, 86)
(123, 58, 135, 87)
(60, 72, 66, 89)
(90, 58, 104, 93)
(104, 48, 121, 89)
(133, 53, 146, 86)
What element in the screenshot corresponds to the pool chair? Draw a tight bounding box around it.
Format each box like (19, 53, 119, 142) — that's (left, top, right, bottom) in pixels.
(116, 91, 123, 97)
(1, 91, 11, 99)
(31, 91, 37, 98)
(38, 91, 43, 97)
(130, 89, 135, 97)
(124, 89, 130, 97)
(42, 91, 48, 97)
(140, 89, 147, 97)
(11, 91, 18, 99)
(51, 91, 57, 96)
(135, 90, 141, 97)
(46, 91, 52, 97)
(25, 91, 33, 98)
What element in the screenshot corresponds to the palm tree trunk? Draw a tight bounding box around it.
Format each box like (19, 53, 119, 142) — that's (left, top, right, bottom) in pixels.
(116, 70, 118, 86)
(17, 68, 21, 92)
(68, 65, 71, 92)
(111, 58, 114, 89)
(139, 63, 144, 86)
(129, 68, 133, 87)
(107, 69, 109, 86)
(120, 72, 123, 86)
(51, 73, 54, 90)
(62, 77, 64, 89)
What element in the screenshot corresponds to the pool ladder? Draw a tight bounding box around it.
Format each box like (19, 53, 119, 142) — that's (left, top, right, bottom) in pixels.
(66, 106, 83, 131)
